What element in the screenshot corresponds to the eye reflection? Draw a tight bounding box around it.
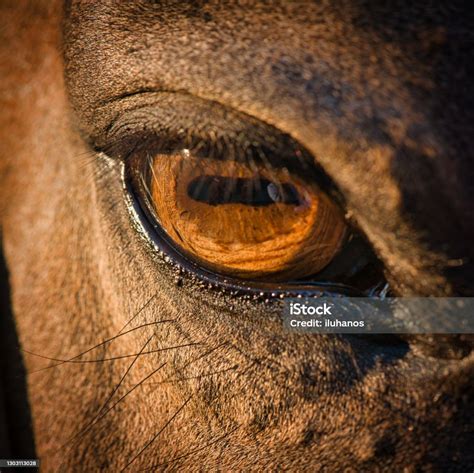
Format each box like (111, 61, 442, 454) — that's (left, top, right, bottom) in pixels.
(187, 176, 301, 206)
(144, 149, 347, 281)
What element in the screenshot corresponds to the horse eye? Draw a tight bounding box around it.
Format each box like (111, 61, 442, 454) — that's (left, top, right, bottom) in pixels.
(131, 148, 347, 282)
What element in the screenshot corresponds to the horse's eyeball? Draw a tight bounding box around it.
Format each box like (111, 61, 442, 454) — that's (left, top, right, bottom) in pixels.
(143, 149, 347, 281)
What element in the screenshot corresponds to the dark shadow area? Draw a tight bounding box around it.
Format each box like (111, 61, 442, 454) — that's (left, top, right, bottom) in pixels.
(0, 237, 37, 465)
(347, 334, 410, 379)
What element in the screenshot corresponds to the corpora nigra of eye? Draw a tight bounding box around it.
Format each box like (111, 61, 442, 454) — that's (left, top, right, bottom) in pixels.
(124, 140, 387, 295)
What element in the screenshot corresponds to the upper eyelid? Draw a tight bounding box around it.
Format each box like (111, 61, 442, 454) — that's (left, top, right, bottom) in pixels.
(93, 90, 300, 158)
(94, 91, 343, 200)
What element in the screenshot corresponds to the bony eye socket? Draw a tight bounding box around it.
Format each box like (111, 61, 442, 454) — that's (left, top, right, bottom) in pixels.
(143, 149, 347, 282)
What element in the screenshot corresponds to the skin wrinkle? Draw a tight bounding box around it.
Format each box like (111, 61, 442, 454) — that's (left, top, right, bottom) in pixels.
(0, 0, 473, 471)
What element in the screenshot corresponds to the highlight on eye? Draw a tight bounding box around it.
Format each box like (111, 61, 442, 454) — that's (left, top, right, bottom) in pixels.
(137, 148, 347, 282)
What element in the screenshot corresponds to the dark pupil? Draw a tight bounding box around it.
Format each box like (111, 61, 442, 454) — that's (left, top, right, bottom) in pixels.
(187, 176, 301, 206)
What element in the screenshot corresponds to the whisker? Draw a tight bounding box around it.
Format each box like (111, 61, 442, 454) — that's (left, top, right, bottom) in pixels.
(118, 293, 157, 334)
(84, 363, 239, 390)
(25, 320, 175, 374)
(183, 341, 229, 367)
(155, 342, 229, 387)
(64, 362, 167, 453)
(120, 395, 193, 472)
(56, 335, 155, 454)
(23, 342, 200, 365)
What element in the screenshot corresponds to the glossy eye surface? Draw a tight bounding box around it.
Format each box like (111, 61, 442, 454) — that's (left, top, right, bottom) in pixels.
(136, 149, 347, 281)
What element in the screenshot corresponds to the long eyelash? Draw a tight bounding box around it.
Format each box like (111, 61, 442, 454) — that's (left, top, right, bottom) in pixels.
(102, 124, 316, 177)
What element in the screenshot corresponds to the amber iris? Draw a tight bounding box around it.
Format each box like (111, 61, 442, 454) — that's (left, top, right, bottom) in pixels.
(147, 150, 346, 281)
